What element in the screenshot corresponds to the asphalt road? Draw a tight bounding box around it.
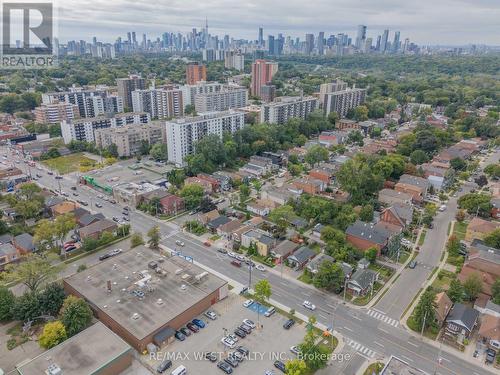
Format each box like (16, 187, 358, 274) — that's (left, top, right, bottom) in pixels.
(6, 146, 498, 375)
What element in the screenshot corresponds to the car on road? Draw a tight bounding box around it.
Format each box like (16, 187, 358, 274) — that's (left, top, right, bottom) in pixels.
(283, 319, 295, 330)
(204, 310, 217, 320)
(242, 319, 255, 328)
(97, 194, 103, 199)
(264, 371, 275, 375)
(156, 359, 172, 373)
(47, 171, 53, 175)
(255, 264, 266, 272)
(122, 216, 130, 221)
(228, 252, 236, 258)
(231, 260, 242, 267)
(95, 202, 102, 208)
(98, 248, 122, 261)
(243, 299, 254, 308)
(175, 240, 185, 246)
(439, 205, 447, 212)
(70, 186, 77, 190)
(274, 360, 286, 373)
(112, 216, 120, 222)
(122, 210, 129, 216)
(109, 199, 116, 204)
(192, 318, 205, 328)
(217, 361, 233, 374)
(36, 173, 42, 178)
(303, 301, 316, 310)
(55, 175, 63, 180)
(236, 255, 246, 262)
(409, 260, 417, 269)
(61, 191, 69, 197)
(186, 322, 199, 333)
(78, 200, 88, 206)
(72, 192, 79, 196)
(217, 247, 227, 254)
(203, 241, 211, 247)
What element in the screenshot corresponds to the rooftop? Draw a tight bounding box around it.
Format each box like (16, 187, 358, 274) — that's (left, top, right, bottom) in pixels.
(64, 246, 227, 340)
(16, 322, 131, 375)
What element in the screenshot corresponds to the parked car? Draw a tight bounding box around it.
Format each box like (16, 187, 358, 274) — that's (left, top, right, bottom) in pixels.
(179, 327, 191, 337)
(221, 337, 235, 349)
(264, 306, 276, 317)
(205, 310, 217, 320)
(186, 322, 199, 333)
(290, 346, 301, 355)
(229, 351, 244, 362)
(217, 361, 233, 374)
(283, 319, 295, 330)
(192, 318, 205, 328)
(95, 202, 102, 208)
(409, 260, 417, 269)
(156, 359, 172, 373)
(486, 349, 496, 364)
(234, 328, 246, 338)
(303, 301, 316, 310)
(174, 331, 186, 341)
(238, 324, 252, 334)
(243, 299, 254, 308)
(231, 260, 242, 267)
(242, 319, 255, 328)
(203, 241, 211, 247)
(205, 352, 217, 362)
(217, 247, 228, 254)
(228, 252, 237, 258)
(224, 356, 239, 368)
(236, 346, 249, 356)
(227, 334, 238, 343)
(274, 360, 286, 373)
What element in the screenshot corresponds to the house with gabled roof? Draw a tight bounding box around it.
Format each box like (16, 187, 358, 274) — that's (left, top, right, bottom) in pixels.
(445, 303, 479, 342)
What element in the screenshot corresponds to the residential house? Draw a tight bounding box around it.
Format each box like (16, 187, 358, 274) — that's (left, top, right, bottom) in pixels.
(78, 219, 117, 240)
(458, 240, 499, 296)
(479, 315, 500, 351)
(262, 151, 286, 167)
(346, 220, 390, 255)
(77, 213, 105, 228)
(312, 223, 325, 238)
(465, 217, 500, 242)
(198, 209, 220, 225)
(217, 219, 243, 239)
(231, 225, 253, 243)
(207, 216, 232, 233)
(475, 299, 500, 319)
(270, 240, 299, 264)
(0, 243, 18, 269)
(159, 194, 185, 215)
(241, 229, 276, 256)
(293, 177, 326, 195)
(50, 200, 79, 216)
(378, 189, 412, 206)
(185, 176, 213, 194)
(336, 119, 359, 132)
(12, 233, 35, 255)
(434, 292, 452, 326)
(376, 203, 413, 234)
(240, 156, 277, 177)
(309, 163, 337, 184)
(261, 185, 301, 206)
(394, 183, 425, 204)
(445, 303, 479, 342)
(287, 246, 317, 270)
(247, 200, 275, 216)
(306, 253, 335, 274)
(196, 174, 220, 192)
(491, 198, 500, 220)
(347, 268, 378, 296)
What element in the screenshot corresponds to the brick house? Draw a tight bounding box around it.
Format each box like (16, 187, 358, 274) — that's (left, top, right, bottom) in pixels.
(465, 217, 500, 242)
(346, 220, 390, 255)
(293, 177, 326, 195)
(160, 194, 185, 215)
(78, 219, 117, 240)
(185, 177, 213, 194)
(196, 174, 220, 192)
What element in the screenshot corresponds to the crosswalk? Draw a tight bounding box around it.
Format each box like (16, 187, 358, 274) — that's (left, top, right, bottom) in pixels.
(366, 309, 399, 327)
(346, 339, 376, 358)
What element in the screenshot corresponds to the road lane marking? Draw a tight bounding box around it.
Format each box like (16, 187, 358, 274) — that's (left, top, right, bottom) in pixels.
(342, 326, 353, 332)
(378, 327, 389, 333)
(401, 355, 414, 362)
(351, 315, 362, 321)
(407, 341, 419, 347)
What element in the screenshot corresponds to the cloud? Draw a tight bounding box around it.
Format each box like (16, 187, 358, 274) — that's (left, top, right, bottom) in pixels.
(56, 0, 500, 45)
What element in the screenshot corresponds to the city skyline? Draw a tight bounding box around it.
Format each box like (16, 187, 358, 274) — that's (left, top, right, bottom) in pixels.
(57, 0, 500, 45)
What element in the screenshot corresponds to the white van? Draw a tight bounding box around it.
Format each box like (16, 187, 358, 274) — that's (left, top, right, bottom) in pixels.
(171, 365, 187, 375)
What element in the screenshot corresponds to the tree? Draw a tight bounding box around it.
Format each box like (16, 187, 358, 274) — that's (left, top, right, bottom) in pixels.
(474, 174, 488, 187)
(39, 320, 67, 349)
(59, 296, 92, 337)
(38, 283, 66, 317)
(320, 226, 345, 244)
(199, 197, 216, 213)
(450, 158, 466, 171)
(313, 261, 345, 293)
(166, 169, 185, 187)
(484, 164, 500, 178)
(4, 254, 63, 293)
(463, 273, 483, 301)
(359, 204, 374, 222)
(130, 232, 144, 248)
(0, 286, 15, 321)
(105, 143, 118, 158)
(448, 279, 464, 303)
(347, 130, 364, 146)
(138, 140, 151, 155)
(458, 193, 492, 217)
(150, 143, 168, 161)
(239, 184, 250, 204)
(34, 219, 56, 249)
(353, 105, 369, 121)
(446, 235, 460, 257)
(10, 291, 42, 321)
(455, 209, 466, 222)
(147, 226, 160, 250)
(184, 104, 196, 115)
(413, 289, 437, 331)
(254, 279, 272, 302)
(365, 247, 378, 263)
(492, 279, 500, 305)
(305, 145, 328, 167)
(180, 183, 204, 210)
(286, 359, 307, 375)
(410, 149, 429, 165)
(53, 213, 76, 250)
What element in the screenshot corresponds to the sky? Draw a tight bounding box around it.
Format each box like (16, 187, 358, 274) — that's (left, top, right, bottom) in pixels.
(56, 0, 500, 45)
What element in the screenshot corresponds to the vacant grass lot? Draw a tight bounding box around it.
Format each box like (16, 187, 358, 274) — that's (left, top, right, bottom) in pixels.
(42, 153, 98, 174)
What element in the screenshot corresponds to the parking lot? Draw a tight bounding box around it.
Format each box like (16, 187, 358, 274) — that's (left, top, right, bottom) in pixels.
(144, 293, 306, 374)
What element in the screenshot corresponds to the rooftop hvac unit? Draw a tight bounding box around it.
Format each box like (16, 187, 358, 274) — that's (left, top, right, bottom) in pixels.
(131, 313, 140, 320)
(45, 363, 62, 375)
(175, 269, 184, 275)
(195, 272, 209, 282)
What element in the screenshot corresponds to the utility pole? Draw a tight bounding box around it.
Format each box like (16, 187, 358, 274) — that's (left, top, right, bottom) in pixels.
(421, 310, 428, 337)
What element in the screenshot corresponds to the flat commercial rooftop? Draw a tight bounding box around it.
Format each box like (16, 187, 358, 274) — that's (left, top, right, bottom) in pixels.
(381, 355, 429, 375)
(16, 322, 131, 375)
(64, 246, 227, 340)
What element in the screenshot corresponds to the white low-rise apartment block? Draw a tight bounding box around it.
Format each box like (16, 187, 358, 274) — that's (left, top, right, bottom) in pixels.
(131, 86, 184, 119)
(260, 96, 318, 124)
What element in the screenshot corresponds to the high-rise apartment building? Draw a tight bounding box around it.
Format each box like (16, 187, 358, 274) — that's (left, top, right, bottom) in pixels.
(180, 81, 224, 107)
(260, 96, 318, 124)
(34, 103, 80, 124)
(194, 85, 248, 112)
(319, 79, 348, 108)
(116, 75, 146, 109)
(356, 25, 367, 49)
(94, 123, 166, 157)
(324, 88, 367, 118)
(185, 62, 207, 85)
(260, 84, 276, 103)
(166, 110, 246, 166)
(224, 50, 244, 71)
(132, 87, 184, 119)
(305, 34, 314, 54)
(318, 32, 325, 55)
(251, 59, 278, 97)
(381, 29, 389, 53)
(61, 112, 150, 144)
(267, 35, 275, 55)
(392, 31, 401, 53)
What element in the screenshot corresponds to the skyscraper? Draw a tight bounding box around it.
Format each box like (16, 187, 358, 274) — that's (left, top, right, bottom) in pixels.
(356, 25, 367, 49)
(318, 32, 325, 55)
(392, 31, 400, 53)
(258, 27, 264, 46)
(305, 34, 314, 54)
(381, 29, 389, 53)
(131, 32, 137, 46)
(116, 75, 146, 109)
(186, 62, 207, 85)
(267, 35, 275, 55)
(251, 59, 278, 97)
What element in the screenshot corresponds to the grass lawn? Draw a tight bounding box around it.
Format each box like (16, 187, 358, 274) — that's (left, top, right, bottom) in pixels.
(364, 362, 385, 375)
(418, 229, 427, 246)
(407, 315, 439, 340)
(431, 270, 457, 292)
(453, 221, 468, 241)
(352, 281, 383, 306)
(369, 263, 395, 281)
(298, 271, 313, 284)
(42, 152, 98, 174)
(446, 254, 464, 269)
(397, 250, 411, 264)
